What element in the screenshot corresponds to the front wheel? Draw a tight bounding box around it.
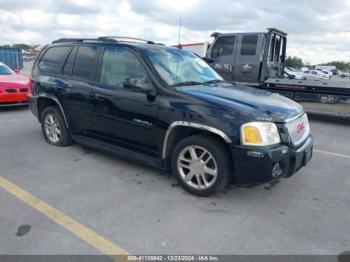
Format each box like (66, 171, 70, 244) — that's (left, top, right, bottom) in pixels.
(171, 134, 232, 196)
(41, 106, 73, 146)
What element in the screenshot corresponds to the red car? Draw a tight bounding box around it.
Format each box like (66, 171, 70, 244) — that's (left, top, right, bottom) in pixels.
(0, 62, 31, 107)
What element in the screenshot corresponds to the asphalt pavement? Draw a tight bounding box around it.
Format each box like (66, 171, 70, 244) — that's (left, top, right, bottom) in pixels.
(0, 107, 349, 256)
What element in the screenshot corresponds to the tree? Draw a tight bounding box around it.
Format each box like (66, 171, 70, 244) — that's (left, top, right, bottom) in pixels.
(285, 56, 304, 69)
(11, 44, 32, 50)
(320, 61, 350, 71)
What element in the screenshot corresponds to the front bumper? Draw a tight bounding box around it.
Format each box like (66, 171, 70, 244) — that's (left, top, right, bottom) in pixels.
(231, 135, 313, 186)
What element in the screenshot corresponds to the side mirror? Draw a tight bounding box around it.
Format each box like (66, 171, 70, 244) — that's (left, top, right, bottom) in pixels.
(123, 77, 154, 93)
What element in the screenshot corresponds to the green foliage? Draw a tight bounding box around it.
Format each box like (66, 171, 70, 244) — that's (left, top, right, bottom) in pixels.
(11, 44, 32, 50)
(285, 56, 304, 69)
(320, 61, 350, 71)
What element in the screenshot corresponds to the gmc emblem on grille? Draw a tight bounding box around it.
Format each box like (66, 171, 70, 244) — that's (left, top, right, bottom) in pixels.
(296, 122, 305, 133)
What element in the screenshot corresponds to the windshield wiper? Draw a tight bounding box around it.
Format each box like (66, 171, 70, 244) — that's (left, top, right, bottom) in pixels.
(204, 79, 234, 85)
(170, 81, 203, 87)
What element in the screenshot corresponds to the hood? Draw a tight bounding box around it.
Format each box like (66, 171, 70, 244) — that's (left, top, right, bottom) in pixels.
(0, 74, 29, 88)
(177, 84, 304, 122)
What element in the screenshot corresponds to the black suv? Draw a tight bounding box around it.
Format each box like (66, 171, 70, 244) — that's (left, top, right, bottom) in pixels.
(28, 37, 313, 196)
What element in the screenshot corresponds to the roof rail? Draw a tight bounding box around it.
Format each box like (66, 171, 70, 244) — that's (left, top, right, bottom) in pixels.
(52, 36, 164, 45)
(52, 38, 99, 44)
(97, 36, 156, 44)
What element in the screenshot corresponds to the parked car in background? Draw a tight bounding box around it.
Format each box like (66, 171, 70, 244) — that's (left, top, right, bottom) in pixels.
(28, 37, 313, 196)
(330, 69, 338, 76)
(301, 69, 330, 80)
(316, 69, 333, 78)
(0, 62, 30, 106)
(339, 70, 350, 78)
(284, 67, 305, 80)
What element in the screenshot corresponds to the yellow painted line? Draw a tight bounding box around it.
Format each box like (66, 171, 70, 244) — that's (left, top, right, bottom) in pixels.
(314, 149, 350, 160)
(0, 176, 129, 256)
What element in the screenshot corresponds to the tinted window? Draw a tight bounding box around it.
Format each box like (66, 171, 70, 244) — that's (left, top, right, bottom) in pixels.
(100, 47, 147, 87)
(39, 46, 69, 74)
(241, 35, 258, 56)
(73, 46, 98, 81)
(304, 71, 310, 74)
(63, 46, 77, 76)
(211, 36, 235, 58)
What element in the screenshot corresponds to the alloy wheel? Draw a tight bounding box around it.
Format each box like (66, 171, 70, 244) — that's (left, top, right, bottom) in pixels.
(177, 145, 218, 190)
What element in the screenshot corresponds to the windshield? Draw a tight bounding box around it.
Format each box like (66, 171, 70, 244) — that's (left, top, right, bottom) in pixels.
(0, 64, 14, 75)
(142, 47, 222, 86)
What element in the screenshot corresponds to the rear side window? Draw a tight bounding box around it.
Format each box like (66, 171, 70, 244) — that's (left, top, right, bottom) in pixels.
(100, 47, 147, 87)
(72, 46, 98, 81)
(211, 36, 236, 58)
(39, 46, 70, 74)
(63, 46, 77, 76)
(241, 35, 258, 56)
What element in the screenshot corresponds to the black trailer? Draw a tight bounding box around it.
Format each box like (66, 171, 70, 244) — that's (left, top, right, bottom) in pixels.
(204, 28, 350, 119)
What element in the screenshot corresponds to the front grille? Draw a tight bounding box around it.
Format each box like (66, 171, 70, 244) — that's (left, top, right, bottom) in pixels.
(285, 113, 310, 147)
(5, 88, 17, 93)
(19, 88, 29, 93)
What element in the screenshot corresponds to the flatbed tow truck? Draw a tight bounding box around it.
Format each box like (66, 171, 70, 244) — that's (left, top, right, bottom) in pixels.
(204, 28, 350, 120)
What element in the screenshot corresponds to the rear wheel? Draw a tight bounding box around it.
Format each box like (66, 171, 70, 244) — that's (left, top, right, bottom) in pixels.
(171, 134, 232, 196)
(41, 106, 73, 146)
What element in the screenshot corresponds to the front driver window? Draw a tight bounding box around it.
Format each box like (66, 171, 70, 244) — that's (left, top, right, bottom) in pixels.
(100, 47, 147, 87)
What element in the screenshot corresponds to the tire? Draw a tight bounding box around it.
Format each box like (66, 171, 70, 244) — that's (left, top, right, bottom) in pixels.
(41, 106, 73, 146)
(171, 134, 232, 196)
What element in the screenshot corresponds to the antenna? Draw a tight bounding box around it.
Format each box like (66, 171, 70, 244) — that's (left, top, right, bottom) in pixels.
(178, 17, 182, 49)
(175, 17, 182, 84)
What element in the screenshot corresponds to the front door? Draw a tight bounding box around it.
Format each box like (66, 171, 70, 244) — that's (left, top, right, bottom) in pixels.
(90, 46, 158, 156)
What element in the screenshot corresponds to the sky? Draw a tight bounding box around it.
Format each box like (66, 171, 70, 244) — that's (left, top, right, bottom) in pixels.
(0, 0, 350, 64)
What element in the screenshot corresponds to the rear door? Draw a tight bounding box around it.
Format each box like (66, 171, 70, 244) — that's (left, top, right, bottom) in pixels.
(208, 36, 236, 81)
(234, 34, 261, 83)
(59, 45, 99, 134)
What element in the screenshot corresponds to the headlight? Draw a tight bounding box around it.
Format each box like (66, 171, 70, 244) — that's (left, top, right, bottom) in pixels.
(241, 122, 281, 146)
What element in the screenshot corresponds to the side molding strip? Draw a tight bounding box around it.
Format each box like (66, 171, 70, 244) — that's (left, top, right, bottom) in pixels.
(162, 121, 232, 159)
(37, 94, 69, 128)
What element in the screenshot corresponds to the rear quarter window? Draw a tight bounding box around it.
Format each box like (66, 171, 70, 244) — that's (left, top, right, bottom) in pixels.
(38, 46, 70, 75)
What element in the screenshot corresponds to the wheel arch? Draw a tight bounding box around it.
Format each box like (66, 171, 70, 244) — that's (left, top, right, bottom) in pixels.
(37, 95, 69, 128)
(162, 122, 232, 160)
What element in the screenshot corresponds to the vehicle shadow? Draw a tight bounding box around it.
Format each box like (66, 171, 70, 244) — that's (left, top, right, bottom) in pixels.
(72, 143, 277, 207)
(0, 106, 29, 113)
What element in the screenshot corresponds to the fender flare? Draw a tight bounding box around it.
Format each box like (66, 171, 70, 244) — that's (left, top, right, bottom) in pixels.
(36, 94, 69, 128)
(162, 121, 232, 159)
